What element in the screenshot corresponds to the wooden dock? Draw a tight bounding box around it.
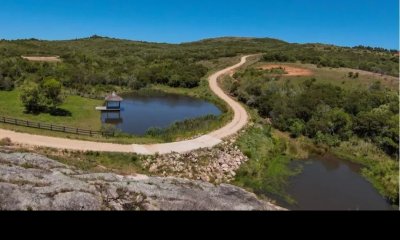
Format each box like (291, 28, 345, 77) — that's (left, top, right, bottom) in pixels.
(95, 106, 121, 111)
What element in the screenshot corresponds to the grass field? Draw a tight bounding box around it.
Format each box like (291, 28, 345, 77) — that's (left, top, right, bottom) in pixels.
(0, 89, 102, 129)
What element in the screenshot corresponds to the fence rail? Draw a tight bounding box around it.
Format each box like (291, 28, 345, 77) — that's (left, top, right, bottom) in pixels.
(0, 116, 104, 136)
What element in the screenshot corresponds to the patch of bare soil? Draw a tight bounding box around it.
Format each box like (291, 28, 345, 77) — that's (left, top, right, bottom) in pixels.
(21, 56, 62, 62)
(259, 64, 313, 76)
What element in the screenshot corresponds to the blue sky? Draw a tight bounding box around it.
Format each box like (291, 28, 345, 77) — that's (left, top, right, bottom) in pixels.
(0, 0, 398, 49)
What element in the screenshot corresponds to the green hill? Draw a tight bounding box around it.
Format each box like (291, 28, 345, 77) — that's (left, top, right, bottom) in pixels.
(0, 36, 397, 92)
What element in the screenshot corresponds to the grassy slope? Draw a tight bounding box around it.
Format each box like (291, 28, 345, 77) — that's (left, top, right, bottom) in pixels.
(252, 61, 398, 90)
(262, 43, 399, 77)
(233, 124, 301, 204)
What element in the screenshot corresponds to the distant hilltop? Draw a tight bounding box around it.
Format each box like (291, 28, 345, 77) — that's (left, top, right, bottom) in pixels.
(1, 35, 397, 52)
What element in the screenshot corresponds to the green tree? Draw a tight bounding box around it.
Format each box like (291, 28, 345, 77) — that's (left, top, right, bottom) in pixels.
(20, 81, 46, 113)
(306, 107, 352, 139)
(41, 78, 63, 110)
(354, 104, 392, 138)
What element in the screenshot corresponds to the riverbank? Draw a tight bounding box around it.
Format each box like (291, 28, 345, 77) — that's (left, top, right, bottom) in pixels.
(232, 120, 398, 208)
(332, 139, 399, 204)
(279, 153, 395, 210)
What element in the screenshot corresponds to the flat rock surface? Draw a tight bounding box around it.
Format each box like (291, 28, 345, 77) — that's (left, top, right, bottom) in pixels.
(0, 152, 284, 211)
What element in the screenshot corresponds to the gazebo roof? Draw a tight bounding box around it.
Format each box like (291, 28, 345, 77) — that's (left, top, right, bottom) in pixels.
(105, 92, 123, 102)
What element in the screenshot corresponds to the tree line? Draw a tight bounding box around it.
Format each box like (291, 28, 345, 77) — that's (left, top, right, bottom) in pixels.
(262, 44, 399, 76)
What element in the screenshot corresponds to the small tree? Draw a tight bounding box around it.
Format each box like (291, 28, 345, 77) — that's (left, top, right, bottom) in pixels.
(20, 81, 46, 113)
(348, 72, 354, 78)
(41, 78, 63, 110)
(288, 118, 305, 138)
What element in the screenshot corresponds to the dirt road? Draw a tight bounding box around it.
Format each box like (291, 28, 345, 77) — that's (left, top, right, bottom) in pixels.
(0, 55, 253, 155)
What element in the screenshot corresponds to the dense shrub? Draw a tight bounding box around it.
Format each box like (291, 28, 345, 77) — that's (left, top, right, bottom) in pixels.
(230, 69, 399, 158)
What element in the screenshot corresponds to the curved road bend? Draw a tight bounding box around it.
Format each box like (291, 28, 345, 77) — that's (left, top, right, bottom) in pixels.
(0, 55, 254, 155)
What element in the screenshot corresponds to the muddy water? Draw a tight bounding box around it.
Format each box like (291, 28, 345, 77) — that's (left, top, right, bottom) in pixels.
(281, 154, 394, 210)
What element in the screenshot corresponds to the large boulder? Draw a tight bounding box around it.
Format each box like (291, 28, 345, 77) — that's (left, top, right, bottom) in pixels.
(0, 152, 284, 211)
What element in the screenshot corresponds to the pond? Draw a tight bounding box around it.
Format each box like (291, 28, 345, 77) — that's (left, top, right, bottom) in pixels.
(101, 91, 222, 135)
(278, 154, 395, 210)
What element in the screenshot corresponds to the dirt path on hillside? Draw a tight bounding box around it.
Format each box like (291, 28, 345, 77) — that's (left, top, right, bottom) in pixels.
(0, 55, 254, 155)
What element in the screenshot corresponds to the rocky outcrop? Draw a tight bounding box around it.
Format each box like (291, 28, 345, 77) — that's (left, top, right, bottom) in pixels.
(0, 152, 283, 210)
(143, 138, 248, 184)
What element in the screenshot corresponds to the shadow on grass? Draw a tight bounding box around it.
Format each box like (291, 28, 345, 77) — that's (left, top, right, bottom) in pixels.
(23, 107, 72, 117)
(49, 108, 72, 116)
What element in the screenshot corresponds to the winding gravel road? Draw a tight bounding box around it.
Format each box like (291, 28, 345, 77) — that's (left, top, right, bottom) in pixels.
(0, 55, 253, 155)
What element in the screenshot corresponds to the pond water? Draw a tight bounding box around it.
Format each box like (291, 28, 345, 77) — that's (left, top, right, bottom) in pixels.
(101, 91, 221, 135)
(279, 154, 395, 210)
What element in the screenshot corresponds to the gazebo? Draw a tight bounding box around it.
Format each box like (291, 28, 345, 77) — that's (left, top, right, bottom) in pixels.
(104, 92, 123, 110)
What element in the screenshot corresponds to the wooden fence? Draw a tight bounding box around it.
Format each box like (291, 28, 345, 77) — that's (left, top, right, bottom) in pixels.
(0, 116, 103, 136)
